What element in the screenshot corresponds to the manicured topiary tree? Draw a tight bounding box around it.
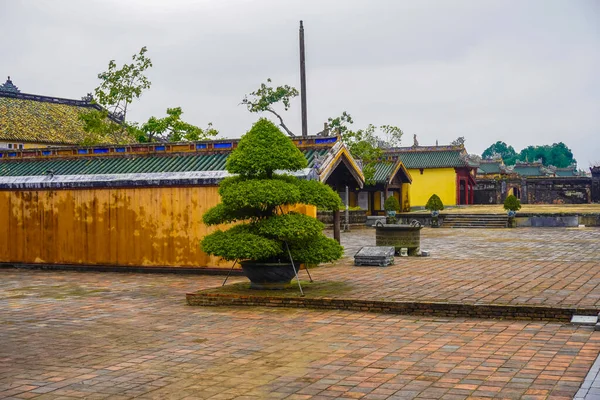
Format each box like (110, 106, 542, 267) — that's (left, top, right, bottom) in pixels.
(384, 196, 400, 213)
(503, 194, 521, 228)
(384, 195, 400, 223)
(425, 194, 444, 227)
(201, 118, 344, 288)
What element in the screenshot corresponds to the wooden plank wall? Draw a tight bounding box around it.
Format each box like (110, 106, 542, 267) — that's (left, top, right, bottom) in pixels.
(0, 186, 317, 269)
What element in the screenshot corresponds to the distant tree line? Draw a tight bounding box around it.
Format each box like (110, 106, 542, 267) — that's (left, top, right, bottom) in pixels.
(482, 141, 576, 168)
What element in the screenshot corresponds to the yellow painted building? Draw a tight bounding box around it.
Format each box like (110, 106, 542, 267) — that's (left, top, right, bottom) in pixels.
(385, 145, 479, 208)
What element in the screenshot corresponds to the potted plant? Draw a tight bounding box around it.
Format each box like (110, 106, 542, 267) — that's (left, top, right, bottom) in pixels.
(503, 194, 521, 228)
(384, 196, 400, 223)
(425, 194, 444, 227)
(201, 118, 344, 289)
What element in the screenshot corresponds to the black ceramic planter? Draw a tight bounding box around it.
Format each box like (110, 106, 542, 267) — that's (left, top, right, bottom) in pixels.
(240, 261, 299, 290)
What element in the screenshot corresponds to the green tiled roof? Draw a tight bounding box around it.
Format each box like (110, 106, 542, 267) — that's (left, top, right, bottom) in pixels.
(512, 166, 545, 176)
(0, 149, 329, 177)
(555, 169, 577, 177)
(392, 150, 468, 169)
(372, 162, 395, 184)
(478, 162, 502, 174)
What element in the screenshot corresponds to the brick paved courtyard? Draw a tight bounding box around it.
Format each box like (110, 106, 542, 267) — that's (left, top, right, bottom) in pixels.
(1, 227, 600, 399)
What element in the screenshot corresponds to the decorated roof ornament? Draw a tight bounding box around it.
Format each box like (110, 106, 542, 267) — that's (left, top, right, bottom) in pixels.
(412, 134, 419, 147)
(0, 76, 20, 93)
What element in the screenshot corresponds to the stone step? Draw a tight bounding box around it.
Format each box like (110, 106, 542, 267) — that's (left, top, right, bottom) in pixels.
(444, 225, 507, 228)
(440, 214, 509, 228)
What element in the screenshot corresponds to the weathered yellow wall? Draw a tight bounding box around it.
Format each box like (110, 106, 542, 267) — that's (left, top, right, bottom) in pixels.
(0, 187, 316, 269)
(401, 183, 411, 211)
(407, 168, 456, 207)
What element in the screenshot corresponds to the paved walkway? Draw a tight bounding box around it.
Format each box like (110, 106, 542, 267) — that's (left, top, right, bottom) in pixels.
(333, 227, 600, 262)
(2, 227, 600, 399)
(1, 270, 600, 400)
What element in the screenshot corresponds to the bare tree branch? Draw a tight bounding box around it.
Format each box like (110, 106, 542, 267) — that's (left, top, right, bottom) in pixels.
(265, 108, 295, 137)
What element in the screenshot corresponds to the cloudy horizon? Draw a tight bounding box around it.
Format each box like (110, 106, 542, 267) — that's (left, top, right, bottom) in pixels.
(1, 0, 598, 167)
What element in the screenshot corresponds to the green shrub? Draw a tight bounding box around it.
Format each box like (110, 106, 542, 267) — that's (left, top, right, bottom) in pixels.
(201, 118, 344, 264)
(425, 194, 444, 212)
(384, 196, 400, 212)
(503, 194, 522, 212)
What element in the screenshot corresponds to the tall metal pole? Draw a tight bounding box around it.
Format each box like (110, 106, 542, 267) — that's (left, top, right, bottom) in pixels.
(299, 20, 308, 138)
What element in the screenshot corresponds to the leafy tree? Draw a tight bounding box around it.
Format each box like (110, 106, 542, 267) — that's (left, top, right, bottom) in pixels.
(503, 194, 521, 212)
(451, 136, 465, 147)
(201, 118, 343, 267)
(79, 47, 152, 144)
(241, 79, 299, 137)
(139, 107, 218, 142)
(482, 141, 518, 164)
(94, 46, 152, 122)
(517, 143, 575, 168)
(326, 112, 403, 185)
(482, 141, 576, 167)
(425, 194, 444, 212)
(384, 196, 400, 212)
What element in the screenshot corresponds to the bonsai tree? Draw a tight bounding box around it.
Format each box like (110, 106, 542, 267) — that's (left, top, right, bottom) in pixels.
(384, 196, 400, 213)
(503, 194, 521, 228)
(200, 118, 344, 288)
(425, 194, 444, 227)
(384, 195, 400, 223)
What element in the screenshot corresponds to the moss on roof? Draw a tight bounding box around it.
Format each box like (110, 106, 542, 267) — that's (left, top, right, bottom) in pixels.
(0, 95, 115, 145)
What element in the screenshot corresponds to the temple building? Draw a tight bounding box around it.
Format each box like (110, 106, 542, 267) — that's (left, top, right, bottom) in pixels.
(382, 145, 479, 208)
(0, 77, 118, 149)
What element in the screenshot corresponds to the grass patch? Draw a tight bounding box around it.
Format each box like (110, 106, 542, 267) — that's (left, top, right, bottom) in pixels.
(198, 280, 353, 298)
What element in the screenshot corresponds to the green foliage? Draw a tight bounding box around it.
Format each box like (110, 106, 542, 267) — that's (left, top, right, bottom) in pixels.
(482, 141, 575, 167)
(220, 178, 301, 210)
(384, 196, 400, 212)
(328, 112, 403, 185)
(200, 226, 281, 262)
(288, 235, 344, 265)
(518, 142, 575, 168)
(242, 79, 299, 136)
(140, 107, 218, 142)
(95, 46, 152, 121)
(425, 194, 444, 212)
(226, 118, 307, 177)
(202, 203, 264, 226)
(78, 109, 135, 145)
(254, 213, 324, 242)
(295, 179, 344, 211)
(201, 119, 344, 265)
(503, 194, 522, 212)
(451, 136, 465, 147)
(482, 141, 517, 163)
(79, 46, 152, 144)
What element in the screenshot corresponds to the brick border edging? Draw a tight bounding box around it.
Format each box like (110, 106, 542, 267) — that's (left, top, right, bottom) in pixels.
(186, 292, 598, 322)
(0, 263, 245, 276)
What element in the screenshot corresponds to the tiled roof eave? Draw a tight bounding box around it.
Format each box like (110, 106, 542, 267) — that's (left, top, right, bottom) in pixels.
(0, 168, 315, 190)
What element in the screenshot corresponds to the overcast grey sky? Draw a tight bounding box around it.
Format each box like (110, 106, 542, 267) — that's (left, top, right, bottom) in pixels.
(1, 0, 598, 167)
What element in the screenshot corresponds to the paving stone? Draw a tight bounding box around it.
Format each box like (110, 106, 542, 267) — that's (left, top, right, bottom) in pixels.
(2, 227, 600, 399)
